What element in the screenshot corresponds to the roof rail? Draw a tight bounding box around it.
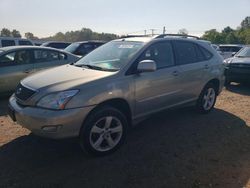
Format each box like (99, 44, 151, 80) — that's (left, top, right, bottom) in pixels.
(155, 34, 200, 40)
(120, 34, 155, 39)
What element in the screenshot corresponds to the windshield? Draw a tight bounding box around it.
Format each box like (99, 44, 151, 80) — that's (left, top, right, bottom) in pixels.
(236, 47, 250, 57)
(64, 43, 81, 53)
(74, 41, 144, 71)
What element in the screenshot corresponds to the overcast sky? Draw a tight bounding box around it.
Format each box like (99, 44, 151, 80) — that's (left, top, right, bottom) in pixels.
(0, 0, 249, 37)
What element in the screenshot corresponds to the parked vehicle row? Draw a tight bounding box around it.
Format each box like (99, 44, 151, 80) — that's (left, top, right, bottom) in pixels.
(8, 34, 225, 156)
(218, 44, 244, 59)
(224, 46, 250, 85)
(41, 41, 71, 49)
(64, 41, 105, 57)
(0, 46, 79, 95)
(0, 37, 34, 47)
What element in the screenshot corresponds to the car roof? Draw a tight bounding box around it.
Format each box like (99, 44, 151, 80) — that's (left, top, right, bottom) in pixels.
(72, 40, 106, 44)
(42, 41, 71, 44)
(115, 34, 205, 43)
(0, 45, 65, 51)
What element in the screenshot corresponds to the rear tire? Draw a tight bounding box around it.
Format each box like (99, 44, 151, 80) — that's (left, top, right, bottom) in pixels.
(79, 106, 128, 156)
(196, 83, 217, 114)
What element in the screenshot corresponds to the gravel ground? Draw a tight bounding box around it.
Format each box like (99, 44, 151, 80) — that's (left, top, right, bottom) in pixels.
(0, 84, 250, 188)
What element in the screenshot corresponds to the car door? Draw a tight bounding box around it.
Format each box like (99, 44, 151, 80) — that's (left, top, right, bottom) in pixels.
(33, 49, 68, 72)
(134, 41, 183, 117)
(173, 40, 211, 101)
(0, 50, 34, 94)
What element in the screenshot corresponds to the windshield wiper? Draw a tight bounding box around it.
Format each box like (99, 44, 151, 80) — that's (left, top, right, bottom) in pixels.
(75, 64, 118, 72)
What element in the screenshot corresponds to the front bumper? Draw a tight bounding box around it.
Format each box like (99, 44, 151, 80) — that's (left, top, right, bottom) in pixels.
(8, 95, 95, 139)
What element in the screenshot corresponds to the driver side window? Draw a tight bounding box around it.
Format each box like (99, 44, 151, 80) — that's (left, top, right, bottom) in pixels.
(139, 42, 175, 69)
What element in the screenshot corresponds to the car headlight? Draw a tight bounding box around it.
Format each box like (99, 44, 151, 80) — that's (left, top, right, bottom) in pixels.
(223, 58, 232, 64)
(37, 90, 79, 110)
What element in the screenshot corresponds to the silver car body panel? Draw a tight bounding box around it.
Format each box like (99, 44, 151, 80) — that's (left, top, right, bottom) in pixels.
(8, 37, 225, 139)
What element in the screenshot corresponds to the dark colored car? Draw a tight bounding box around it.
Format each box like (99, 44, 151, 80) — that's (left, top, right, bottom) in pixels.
(64, 41, 105, 57)
(42, 42, 71, 49)
(224, 46, 250, 85)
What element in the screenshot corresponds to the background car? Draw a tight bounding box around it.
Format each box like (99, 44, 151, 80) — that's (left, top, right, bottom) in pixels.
(41, 41, 71, 49)
(0, 46, 79, 95)
(64, 41, 105, 57)
(0, 37, 34, 47)
(219, 44, 244, 59)
(224, 46, 250, 85)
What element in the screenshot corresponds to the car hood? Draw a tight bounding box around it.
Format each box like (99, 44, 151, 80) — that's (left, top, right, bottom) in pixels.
(21, 64, 116, 91)
(231, 57, 250, 64)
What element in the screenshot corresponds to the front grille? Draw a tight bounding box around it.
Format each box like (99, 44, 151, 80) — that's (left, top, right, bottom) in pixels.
(230, 63, 250, 69)
(15, 83, 36, 101)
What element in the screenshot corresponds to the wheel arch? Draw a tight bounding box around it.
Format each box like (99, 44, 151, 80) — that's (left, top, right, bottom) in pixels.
(205, 78, 220, 95)
(81, 98, 132, 131)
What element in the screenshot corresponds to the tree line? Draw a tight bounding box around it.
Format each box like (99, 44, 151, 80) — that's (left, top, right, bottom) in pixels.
(1, 16, 249, 44)
(0, 27, 118, 42)
(202, 17, 250, 44)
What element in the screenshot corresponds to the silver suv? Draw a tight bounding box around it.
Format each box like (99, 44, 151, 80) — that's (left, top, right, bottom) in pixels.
(8, 34, 225, 156)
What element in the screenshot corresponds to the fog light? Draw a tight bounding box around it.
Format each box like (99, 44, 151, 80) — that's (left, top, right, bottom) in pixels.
(42, 125, 62, 132)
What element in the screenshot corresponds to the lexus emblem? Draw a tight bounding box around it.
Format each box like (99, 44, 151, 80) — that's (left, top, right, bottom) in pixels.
(16, 88, 22, 95)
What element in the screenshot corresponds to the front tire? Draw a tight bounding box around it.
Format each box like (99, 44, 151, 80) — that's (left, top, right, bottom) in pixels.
(196, 83, 217, 114)
(79, 106, 128, 156)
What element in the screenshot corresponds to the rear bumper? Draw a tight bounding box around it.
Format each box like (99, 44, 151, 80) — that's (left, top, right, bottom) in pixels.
(8, 95, 95, 139)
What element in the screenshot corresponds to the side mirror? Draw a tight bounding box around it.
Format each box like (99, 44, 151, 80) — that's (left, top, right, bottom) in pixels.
(231, 52, 237, 57)
(137, 60, 156, 73)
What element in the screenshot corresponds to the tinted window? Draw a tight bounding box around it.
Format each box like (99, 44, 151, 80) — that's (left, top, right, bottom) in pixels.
(77, 44, 94, 56)
(49, 43, 70, 49)
(0, 50, 32, 66)
(139, 42, 174, 69)
(1, 40, 15, 47)
(18, 40, 32, 45)
(199, 46, 213, 60)
(34, 50, 66, 63)
(174, 41, 198, 65)
(220, 46, 242, 52)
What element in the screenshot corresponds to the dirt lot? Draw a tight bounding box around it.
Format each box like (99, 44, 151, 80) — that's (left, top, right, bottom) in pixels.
(0, 84, 250, 188)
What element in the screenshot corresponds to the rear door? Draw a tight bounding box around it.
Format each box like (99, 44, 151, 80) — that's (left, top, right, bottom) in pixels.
(33, 49, 68, 72)
(134, 41, 183, 117)
(173, 40, 212, 101)
(0, 50, 34, 94)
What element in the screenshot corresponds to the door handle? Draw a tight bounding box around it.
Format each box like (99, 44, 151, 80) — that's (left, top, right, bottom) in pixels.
(204, 64, 209, 69)
(172, 71, 179, 76)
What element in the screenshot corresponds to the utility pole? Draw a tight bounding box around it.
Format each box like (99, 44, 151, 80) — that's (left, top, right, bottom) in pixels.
(144, 30, 147, 35)
(163, 26, 166, 34)
(150, 29, 156, 36)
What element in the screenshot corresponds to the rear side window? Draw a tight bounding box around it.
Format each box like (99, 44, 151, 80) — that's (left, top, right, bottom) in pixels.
(18, 40, 32, 46)
(174, 41, 212, 65)
(34, 50, 66, 63)
(139, 42, 174, 69)
(174, 41, 198, 65)
(199, 46, 213, 60)
(0, 50, 32, 66)
(1, 40, 15, 47)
